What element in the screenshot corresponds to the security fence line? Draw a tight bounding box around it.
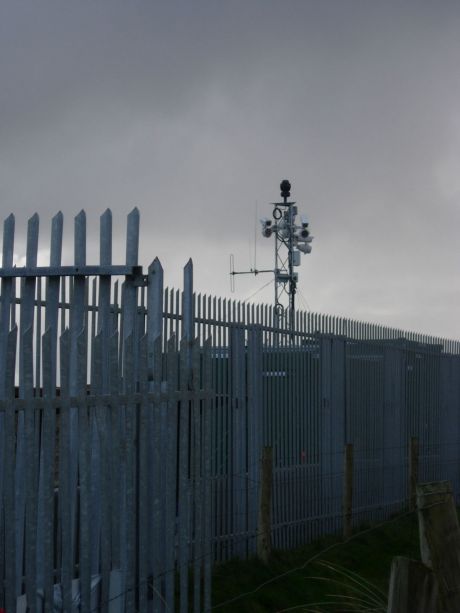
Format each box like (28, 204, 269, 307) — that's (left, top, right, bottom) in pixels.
(1, 209, 460, 612)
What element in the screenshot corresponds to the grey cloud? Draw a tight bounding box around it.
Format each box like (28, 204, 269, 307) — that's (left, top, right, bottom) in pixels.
(1, 0, 460, 338)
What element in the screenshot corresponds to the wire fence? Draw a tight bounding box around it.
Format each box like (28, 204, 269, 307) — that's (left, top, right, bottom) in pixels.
(92, 499, 444, 613)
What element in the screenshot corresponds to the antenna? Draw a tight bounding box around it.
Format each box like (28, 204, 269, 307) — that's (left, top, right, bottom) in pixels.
(254, 200, 258, 270)
(229, 254, 235, 292)
(229, 251, 273, 288)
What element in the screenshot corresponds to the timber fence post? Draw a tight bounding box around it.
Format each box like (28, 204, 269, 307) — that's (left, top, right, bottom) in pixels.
(257, 446, 273, 564)
(417, 481, 460, 613)
(387, 556, 439, 613)
(343, 443, 353, 540)
(409, 437, 419, 511)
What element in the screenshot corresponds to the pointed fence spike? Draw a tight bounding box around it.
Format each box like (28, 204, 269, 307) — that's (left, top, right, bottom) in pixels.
(50, 212, 63, 267)
(2, 214, 15, 267)
(126, 208, 140, 265)
(26, 214, 39, 266)
(148, 257, 164, 377)
(183, 259, 194, 343)
(100, 209, 112, 265)
(74, 210, 86, 266)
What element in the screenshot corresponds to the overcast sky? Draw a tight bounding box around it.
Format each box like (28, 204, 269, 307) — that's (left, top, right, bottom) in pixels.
(1, 0, 460, 338)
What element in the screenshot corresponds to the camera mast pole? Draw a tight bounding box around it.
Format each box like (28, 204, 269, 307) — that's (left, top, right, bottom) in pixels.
(262, 180, 313, 331)
(230, 180, 314, 332)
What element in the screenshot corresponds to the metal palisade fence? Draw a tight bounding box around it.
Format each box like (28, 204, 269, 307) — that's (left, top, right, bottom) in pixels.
(0, 210, 213, 613)
(1, 209, 460, 612)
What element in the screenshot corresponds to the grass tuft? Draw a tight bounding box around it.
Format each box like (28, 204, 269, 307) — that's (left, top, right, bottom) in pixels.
(212, 512, 419, 612)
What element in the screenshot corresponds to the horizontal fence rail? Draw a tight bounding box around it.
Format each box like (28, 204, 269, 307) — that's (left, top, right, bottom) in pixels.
(1, 210, 460, 612)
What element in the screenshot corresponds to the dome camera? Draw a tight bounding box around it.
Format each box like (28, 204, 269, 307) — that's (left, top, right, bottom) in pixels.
(280, 179, 291, 198)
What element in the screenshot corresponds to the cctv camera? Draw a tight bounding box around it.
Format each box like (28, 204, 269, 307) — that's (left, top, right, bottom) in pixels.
(297, 228, 310, 239)
(300, 216, 309, 228)
(297, 243, 312, 254)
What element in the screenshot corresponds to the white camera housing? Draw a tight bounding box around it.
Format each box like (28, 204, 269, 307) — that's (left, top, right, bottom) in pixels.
(297, 242, 312, 254)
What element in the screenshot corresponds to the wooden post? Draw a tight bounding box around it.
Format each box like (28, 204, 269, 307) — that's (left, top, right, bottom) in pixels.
(387, 557, 439, 613)
(409, 437, 419, 511)
(257, 446, 273, 564)
(343, 443, 353, 539)
(416, 481, 460, 613)
(387, 556, 439, 613)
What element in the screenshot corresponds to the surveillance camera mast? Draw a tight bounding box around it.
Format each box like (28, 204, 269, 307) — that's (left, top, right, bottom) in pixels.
(230, 179, 314, 331)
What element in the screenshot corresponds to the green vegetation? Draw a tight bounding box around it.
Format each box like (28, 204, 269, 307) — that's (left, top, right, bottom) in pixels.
(212, 513, 421, 612)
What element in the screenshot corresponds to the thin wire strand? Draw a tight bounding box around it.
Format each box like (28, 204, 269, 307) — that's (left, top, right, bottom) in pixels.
(243, 278, 274, 303)
(212, 507, 418, 610)
(91, 504, 433, 612)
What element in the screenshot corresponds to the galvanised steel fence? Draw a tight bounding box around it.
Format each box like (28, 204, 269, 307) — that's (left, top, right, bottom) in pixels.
(186, 293, 460, 561)
(1, 209, 460, 612)
(0, 210, 213, 613)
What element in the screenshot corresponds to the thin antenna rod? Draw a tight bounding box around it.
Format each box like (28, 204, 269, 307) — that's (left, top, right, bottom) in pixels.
(254, 200, 258, 270)
(229, 254, 235, 292)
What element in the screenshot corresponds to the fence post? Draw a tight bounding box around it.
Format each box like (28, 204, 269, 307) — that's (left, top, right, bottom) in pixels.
(257, 446, 273, 564)
(409, 437, 419, 511)
(417, 481, 460, 613)
(343, 443, 353, 539)
(387, 556, 439, 613)
(247, 327, 263, 556)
